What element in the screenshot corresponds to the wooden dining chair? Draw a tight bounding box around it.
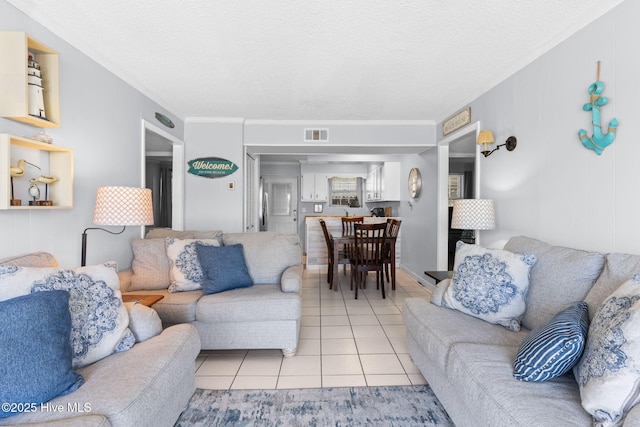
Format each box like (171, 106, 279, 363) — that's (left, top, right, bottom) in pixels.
(350, 222, 387, 299)
(383, 218, 402, 290)
(341, 216, 363, 278)
(319, 219, 350, 289)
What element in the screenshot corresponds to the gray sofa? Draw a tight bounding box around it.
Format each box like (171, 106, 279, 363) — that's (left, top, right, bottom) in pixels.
(0, 252, 201, 427)
(403, 236, 640, 427)
(119, 230, 303, 357)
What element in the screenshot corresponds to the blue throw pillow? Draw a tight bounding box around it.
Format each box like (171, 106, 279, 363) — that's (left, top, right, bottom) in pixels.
(513, 302, 589, 382)
(0, 290, 84, 418)
(196, 243, 253, 295)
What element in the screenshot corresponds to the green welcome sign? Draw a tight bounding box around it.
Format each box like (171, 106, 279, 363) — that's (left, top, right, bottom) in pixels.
(187, 157, 238, 179)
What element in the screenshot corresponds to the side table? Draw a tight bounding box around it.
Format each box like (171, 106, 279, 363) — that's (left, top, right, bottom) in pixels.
(122, 294, 164, 307)
(424, 270, 452, 284)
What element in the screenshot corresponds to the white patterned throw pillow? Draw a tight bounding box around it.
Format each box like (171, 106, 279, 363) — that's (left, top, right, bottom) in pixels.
(0, 262, 134, 369)
(574, 275, 640, 427)
(166, 237, 221, 293)
(441, 241, 536, 331)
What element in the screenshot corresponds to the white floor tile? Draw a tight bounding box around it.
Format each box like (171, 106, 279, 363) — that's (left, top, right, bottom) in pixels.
(277, 376, 322, 389)
(299, 326, 321, 339)
(348, 314, 379, 325)
(408, 373, 428, 385)
(296, 339, 321, 356)
(301, 315, 320, 327)
(237, 355, 282, 376)
(231, 376, 278, 390)
(321, 338, 358, 355)
(280, 355, 321, 376)
(196, 355, 244, 376)
(355, 337, 395, 354)
(321, 325, 353, 339)
(195, 376, 234, 390)
(366, 374, 412, 386)
(397, 353, 423, 374)
(351, 325, 386, 338)
(360, 354, 405, 375)
(322, 355, 363, 375)
(321, 315, 350, 326)
(322, 375, 367, 388)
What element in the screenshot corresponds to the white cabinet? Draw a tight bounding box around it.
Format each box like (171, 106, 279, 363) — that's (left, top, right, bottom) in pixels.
(301, 173, 328, 202)
(0, 134, 73, 209)
(366, 162, 400, 201)
(380, 162, 401, 201)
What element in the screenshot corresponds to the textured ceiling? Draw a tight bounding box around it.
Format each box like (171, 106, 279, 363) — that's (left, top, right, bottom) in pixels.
(8, 0, 623, 122)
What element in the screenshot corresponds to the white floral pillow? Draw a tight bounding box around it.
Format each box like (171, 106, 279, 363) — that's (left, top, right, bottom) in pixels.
(440, 241, 536, 331)
(574, 275, 640, 427)
(0, 262, 134, 369)
(166, 237, 221, 293)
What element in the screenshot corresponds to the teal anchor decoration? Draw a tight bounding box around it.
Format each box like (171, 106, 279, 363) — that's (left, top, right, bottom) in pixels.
(578, 61, 618, 155)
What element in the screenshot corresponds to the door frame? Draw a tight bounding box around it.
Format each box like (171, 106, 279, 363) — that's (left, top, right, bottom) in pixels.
(436, 121, 481, 270)
(140, 119, 185, 232)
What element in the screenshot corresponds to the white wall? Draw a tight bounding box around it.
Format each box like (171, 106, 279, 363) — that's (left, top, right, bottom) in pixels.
(183, 118, 244, 232)
(0, 1, 184, 268)
(440, 0, 639, 255)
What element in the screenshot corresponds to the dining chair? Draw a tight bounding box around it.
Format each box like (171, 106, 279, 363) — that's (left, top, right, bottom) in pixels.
(350, 222, 388, 299)
(319, 219, 350, 289)
(341, 216, 364, 278)
(383, 218, 402, 290)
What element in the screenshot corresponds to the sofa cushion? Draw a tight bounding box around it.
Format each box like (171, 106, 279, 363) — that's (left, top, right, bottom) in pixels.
(584, 252, 640, 321)
(440, 241, 536, 331)
(504, 236, 605, 330)
(196, 284, 301, 323)
(129, 238, 170, 291)
(166, 237, 221, 293)
(124, 301, 163, 342)
(513, 302, 589, 382)
(446, 342, 592, 426)
(403, 298, 528, 372)
(0, 262, 134, 369)
(222, 232, 301, 284)
(196, 243, 253, 295)
(575, 276, 640, 427)
(0, 290, 84, 419)
(145, 229, 223, 240)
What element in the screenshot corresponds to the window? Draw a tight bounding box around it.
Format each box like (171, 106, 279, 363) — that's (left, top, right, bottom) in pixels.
(330, 177, 362, 207)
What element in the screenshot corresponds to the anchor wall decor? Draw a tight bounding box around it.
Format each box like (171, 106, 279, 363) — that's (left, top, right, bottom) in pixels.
(578, 61, 618, 155)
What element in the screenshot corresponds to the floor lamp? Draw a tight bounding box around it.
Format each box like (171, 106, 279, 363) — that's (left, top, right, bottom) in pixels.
(451, 199, 495, 244)
(81, 186, 154, 266)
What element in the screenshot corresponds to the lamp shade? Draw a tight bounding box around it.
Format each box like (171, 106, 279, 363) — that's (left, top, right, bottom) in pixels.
(92, 186, 154, 226)
(451, 199, 495, 230)
(477, 130, 495, 146)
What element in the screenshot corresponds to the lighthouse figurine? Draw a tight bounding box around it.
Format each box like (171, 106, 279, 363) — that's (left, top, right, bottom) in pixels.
(27, 54, 47, 119)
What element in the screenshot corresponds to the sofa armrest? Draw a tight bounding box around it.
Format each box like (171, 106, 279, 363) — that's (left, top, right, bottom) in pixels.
(430, 278, 451, 306)
(281, 264, 303, 293)
(624, 404, 640, 426)
(118, 268, 133, 293)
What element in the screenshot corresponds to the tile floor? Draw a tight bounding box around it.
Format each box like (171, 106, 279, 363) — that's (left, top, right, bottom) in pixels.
(194, 267, 431, 390)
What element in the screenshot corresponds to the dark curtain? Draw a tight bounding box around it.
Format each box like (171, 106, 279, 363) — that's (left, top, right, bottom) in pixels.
(158, 164, 172, 228)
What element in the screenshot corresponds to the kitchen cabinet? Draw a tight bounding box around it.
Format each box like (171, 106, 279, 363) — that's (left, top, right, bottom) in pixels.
(0, 32, 61, 128)
(366, 162, 400, 202)
(0, 134, 73, 209)
(301, 173, 328, 202)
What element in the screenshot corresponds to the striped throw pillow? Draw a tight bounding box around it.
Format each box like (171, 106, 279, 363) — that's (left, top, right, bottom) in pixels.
(513, 302, 589, 382)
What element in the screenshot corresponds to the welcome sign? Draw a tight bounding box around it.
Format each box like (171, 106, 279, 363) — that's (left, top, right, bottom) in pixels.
(187, 157, 238, 179)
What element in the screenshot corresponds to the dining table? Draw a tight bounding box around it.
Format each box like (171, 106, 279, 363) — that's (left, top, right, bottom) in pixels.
(329, 231, 397, 292)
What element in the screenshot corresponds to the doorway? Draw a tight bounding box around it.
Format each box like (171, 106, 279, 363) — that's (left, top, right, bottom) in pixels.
(261, 176, 298, 234)
(436, 122, 480, 270)
(141, 120, 185, 232)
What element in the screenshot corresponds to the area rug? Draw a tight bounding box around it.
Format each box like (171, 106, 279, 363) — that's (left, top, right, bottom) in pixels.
(174, 385, 454, 426)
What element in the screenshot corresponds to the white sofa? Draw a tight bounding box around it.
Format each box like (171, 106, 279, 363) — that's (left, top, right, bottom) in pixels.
(0, 252, 201, 427)
(403, 236, 640, 427)
(119, 230, 304, 357)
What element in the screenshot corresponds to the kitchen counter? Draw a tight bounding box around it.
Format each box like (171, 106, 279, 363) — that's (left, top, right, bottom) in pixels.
(305, 216, 401, 270)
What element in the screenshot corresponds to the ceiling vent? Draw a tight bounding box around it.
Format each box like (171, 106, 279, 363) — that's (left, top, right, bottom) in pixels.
(304, 129, 328, 142)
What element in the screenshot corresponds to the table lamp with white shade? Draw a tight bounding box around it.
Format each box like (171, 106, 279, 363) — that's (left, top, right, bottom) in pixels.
(451, 199, 495, 244)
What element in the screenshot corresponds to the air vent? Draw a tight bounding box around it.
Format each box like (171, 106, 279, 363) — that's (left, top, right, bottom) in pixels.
(304, 128, 328, 142)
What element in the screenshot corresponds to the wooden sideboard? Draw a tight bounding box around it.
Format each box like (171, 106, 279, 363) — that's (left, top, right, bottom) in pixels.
(304, 216, 402, 270)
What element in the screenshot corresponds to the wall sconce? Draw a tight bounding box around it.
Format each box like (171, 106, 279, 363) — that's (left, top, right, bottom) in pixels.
(81, 186, 154, 266)
(477, 130, 517, 157)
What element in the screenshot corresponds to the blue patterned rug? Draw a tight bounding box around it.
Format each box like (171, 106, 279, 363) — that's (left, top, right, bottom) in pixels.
(175, 385, 454, 426)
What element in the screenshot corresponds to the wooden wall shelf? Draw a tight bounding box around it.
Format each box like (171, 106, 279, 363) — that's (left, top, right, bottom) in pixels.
(0, 32, 61, 128)
(0, 134, 73, 209)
